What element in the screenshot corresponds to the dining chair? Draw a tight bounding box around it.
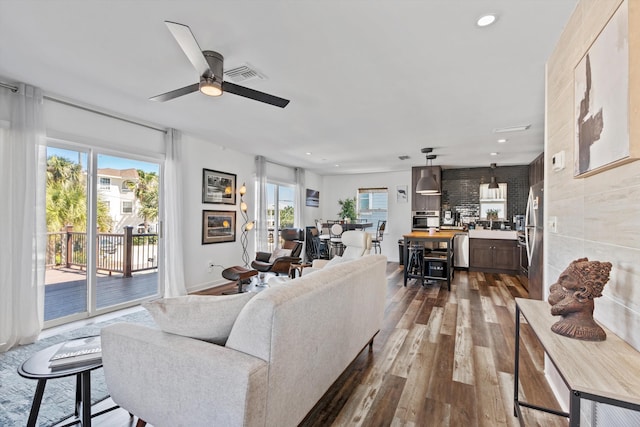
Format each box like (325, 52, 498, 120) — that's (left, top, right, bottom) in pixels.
(329, 223, 344, 257)
(316, 221, 331, 259)
(371, 220, 386, 254)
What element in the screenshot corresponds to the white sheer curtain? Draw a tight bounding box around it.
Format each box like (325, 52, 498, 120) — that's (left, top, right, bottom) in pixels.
(0, 84, 46, 352)
(162, 128, 187, 297)
(255, 155, 268, 252)
(294, 167, 305, 228)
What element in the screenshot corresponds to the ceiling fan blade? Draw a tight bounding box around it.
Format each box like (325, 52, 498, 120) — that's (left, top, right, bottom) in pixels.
(222, 82, 290, 108)
(164, 21, 210, 76)
(149, 83, 199, 102)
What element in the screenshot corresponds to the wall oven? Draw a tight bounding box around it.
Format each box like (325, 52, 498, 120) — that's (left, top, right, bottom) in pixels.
(412, 210, 440, 231)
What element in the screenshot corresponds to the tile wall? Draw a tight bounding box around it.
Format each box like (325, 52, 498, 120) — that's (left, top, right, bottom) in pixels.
(441, 165, 530, 225)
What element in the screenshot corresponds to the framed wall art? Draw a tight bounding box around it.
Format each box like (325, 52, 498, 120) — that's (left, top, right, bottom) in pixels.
(396, 185, 408, 203)
(202, 210, 236, 244)
(203, 169, 237, 204)
(305, 188, 319, 207)
(574, 0, 634, 177)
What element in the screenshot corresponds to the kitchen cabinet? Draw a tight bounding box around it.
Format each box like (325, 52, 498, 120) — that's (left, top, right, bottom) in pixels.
(529, 152, 544, 186)
(469, 238, 519, 274)
(411, 166, 441, 211)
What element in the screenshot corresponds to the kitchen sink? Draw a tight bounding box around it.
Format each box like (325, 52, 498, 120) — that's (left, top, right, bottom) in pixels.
(468, 229, 518, 240)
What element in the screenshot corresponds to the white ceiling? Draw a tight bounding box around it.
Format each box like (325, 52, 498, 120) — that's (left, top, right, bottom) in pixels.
(0, 0, 578, 175)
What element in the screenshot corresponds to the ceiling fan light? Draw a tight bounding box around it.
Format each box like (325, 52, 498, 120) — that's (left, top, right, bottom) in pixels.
(199, 76, 222, 97)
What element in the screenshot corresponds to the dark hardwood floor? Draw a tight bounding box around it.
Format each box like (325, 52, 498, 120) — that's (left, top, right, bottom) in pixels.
(92, 264, 567, 427)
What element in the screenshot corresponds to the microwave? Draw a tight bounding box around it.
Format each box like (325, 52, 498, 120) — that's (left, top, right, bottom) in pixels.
(412, 210, 440, 230)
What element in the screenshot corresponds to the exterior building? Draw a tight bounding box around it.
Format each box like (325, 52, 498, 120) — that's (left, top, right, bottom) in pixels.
(97, 168, 152, 233)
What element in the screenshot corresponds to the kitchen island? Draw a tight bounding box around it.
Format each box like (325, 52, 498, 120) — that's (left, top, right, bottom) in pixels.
(402, 230, 463, 290)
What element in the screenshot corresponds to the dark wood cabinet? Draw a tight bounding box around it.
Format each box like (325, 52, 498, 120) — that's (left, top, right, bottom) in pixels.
(411, 166, 441, 212)
(469, 238, 519, 274)
(529, 153, 544, 186)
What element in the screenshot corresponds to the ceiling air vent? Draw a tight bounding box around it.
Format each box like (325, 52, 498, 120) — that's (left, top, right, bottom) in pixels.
(398, 155, 410, 160)
(224, 64, 265, 83)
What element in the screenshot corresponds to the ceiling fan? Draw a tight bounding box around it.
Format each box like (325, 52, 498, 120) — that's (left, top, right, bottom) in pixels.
(150, 21, 290, 108)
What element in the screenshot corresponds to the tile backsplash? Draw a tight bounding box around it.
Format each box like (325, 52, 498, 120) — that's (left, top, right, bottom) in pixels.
(441, 165, 530, 224)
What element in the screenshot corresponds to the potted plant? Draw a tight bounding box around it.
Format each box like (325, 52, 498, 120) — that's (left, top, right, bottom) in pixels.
(337, 197, 357, 222)
(486, 209, 499, 220)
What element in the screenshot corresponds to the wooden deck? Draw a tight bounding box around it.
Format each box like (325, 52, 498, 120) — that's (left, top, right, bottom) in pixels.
(44, 268, 158, 321)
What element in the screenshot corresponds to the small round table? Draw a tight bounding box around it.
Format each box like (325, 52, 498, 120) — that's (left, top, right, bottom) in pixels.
(18, 337, 116, 427)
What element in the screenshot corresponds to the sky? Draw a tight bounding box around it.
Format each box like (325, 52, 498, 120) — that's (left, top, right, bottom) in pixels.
(47, 147, 159, 173)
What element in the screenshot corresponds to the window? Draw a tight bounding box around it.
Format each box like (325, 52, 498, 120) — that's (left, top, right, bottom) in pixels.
(479, 183, 507, 220)
(357, 188, 388, 226)
(121, 180, 133, 192)
(265, 182, 295, 251)
(122, 200, 133, 214)
(99, 177, 111, 190)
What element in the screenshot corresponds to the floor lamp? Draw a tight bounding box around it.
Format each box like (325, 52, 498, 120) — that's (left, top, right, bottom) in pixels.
(239, 183, 255, 267)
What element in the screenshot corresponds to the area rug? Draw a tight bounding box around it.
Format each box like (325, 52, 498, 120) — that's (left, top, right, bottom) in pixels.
(0, 309, 155, 426)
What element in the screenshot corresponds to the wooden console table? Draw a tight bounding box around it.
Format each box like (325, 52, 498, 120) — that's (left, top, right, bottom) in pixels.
(514, 298, 640, 426)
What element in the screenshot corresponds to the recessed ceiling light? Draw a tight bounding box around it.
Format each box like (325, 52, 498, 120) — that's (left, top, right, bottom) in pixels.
(490, 152, 499, 156)
(497, 139, 508, 143)
(305, 152, 312, 155)
(334, 164, 340, 167)
(477, 14, 497, 27)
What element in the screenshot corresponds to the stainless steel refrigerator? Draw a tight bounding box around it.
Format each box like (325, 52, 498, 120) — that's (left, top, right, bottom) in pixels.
(525, 181, 543, 300)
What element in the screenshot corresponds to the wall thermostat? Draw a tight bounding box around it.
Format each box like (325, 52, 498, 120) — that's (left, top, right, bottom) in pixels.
(552, 150, 565, 171)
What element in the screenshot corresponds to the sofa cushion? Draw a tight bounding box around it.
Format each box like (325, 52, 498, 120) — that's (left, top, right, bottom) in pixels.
(143, 293, 255, 345)
(268, 248, 291, 262)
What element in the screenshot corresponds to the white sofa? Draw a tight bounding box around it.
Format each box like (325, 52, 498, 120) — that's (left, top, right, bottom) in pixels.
(101, 254, 387, 427)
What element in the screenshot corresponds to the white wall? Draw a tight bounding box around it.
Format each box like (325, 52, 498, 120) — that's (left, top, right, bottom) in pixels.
(180, 134, 256, 292)
(546, 0, 640, 417)
(322, 170, 412, 262)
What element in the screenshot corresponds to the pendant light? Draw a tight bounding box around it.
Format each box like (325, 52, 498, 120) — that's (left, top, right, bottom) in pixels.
(416, 148, 440, 195)
(488, 163, 499, 189)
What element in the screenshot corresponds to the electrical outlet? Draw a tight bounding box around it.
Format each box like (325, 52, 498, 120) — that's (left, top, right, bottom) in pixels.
(549, 216, 558, 233)
(208, 261, 215, 273)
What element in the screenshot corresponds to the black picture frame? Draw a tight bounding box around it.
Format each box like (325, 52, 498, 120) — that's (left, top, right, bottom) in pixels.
(305, 188, 319, 207)
(202, 169, 237, 205)
(202, 210, 236, 244)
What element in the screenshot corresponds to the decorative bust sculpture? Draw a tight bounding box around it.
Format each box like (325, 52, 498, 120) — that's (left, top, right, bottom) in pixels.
(547, 257, 612, 341)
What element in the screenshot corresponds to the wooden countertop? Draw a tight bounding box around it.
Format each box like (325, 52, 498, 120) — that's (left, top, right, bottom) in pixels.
(516, 298, 640, 406)
(403, 230, 462, 240)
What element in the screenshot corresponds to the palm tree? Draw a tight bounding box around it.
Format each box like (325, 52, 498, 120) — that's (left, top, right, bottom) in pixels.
(127, 170, 159, 231)
(46, 155, 112, 232)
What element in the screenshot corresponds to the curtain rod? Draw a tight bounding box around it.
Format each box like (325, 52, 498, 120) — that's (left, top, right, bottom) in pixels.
(0, 82, 18, 92)
(1, 80, 167, 134)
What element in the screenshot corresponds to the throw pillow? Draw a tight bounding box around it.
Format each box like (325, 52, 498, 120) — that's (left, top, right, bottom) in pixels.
(268, 248, 292, 263)
(143, 293, 255, 345)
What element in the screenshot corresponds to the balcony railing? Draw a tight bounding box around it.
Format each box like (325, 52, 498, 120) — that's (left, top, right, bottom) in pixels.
(46, 226, 158, 277)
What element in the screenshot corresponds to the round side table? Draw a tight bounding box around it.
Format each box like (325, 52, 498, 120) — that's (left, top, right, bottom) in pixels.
(18, 336, 117, 427)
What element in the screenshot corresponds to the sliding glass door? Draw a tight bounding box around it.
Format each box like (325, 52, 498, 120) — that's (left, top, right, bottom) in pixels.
(265, 182, 295, 251)
(44, 146, 90, 321)
(44, 145, 161, 326)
